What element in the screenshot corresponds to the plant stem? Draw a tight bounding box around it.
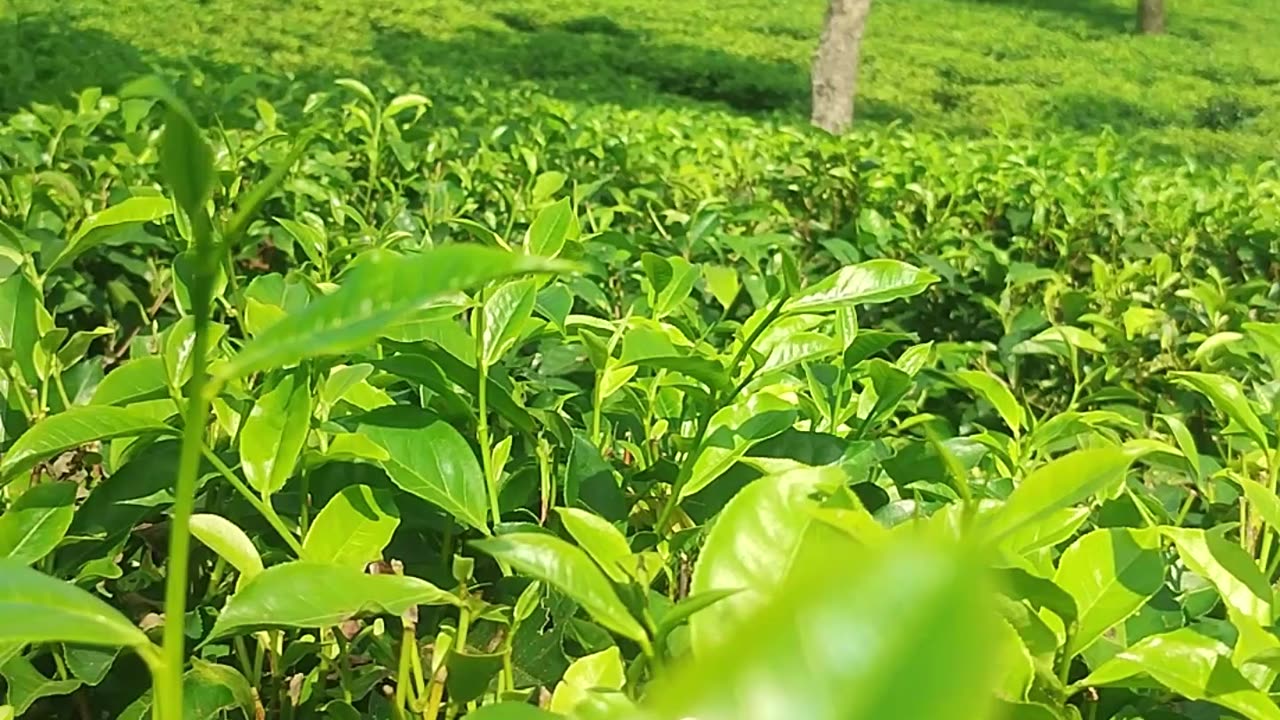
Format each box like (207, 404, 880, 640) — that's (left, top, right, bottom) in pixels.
(473, 289, 501, 529)
(396, 625, 415, 712)
(200, 447, 304, 555)
(655, 296, 787, 532)
(157, 214, 218, 720)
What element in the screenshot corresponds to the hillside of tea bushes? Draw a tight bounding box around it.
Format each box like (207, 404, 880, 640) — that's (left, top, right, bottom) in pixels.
(4, 0, 1280, 159)
(3, 1, 1280, 719)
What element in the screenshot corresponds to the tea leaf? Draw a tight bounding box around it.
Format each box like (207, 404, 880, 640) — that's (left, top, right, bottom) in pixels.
(785, 259, 938, 314)
(482, 279, 538, 366)
(208, 562, 457, 638)
(0, 655, 82, 715)
(527, 198, 573, 257)
(216, 246, 568, 382)
(0, 406, 175, 483)
(954, 370, 1025, 436)
(47, 196, 173, 271)
(690, 465, 849, 654)
(549, 646, 624, 714)
(158, 107, 216, 223)
(983, 448, 1133, 543)
(554, 507, 631, 581)
(1055, 528, 1164, 658)
(1079, 627, 1280, 720)
(0, 482, 76, 565)
(651, 536, 999, 720)
(682, 391, 798, 499)
(1163, 527, 1272, 627)
(189, 514, 264, 586)
(240, 370, 312, 496)
(0, 561, 150, 648)
(303, 485, 400, 568)
(471, 533, 646, 642)
(1170, 371, 1269, 449)
(356, 407, 488, 532)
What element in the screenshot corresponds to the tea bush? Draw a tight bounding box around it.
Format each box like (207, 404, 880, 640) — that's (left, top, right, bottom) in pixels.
(4, 2, 1280, 720)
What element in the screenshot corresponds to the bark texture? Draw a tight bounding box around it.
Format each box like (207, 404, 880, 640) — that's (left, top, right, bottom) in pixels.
(810, 0, 873, 134)
(1137, 0, 1165, 34)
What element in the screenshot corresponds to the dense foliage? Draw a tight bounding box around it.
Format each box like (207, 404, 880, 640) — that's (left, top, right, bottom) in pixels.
(4, 0, 1278, 160)
(1, 7, 1280, 720)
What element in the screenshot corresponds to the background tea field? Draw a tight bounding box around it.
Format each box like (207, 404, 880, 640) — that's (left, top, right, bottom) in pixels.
(2, 0, 1280, 719)
(4, 0, 1279, 159)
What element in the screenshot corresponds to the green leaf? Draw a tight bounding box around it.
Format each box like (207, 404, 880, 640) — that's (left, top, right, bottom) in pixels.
(531, 171, 567, 202)
(682, 391, 798, 499)
(482, 279, 537, 367)
(216, 246, 568, 382)
(335, 77, 377, 105)
(1163, 527, 1272, 626)
(240, 370, 311, 496)
(241, 273, 312, 337)
(0, 655, 82, 715)
(1245, 322, 1280, 377)
(385, 92, 430, 118)
(527, 198, 573, 257)
(159, 107, 216, 223)
(703, 265, 739, 310)
(1079, 627, 1280, 720)
(1238, 477, 1280, 538)
(954, 370, 1025, 436)
(549, 646, 624, 714)
(995, 568, 1078, 626)
(785, 259, 938, 314)
(649, 535, 999, 720)
(47, 196, 173, 271)
(207, 562, 457, 638)
(356, 407, 489, 532)
(0, 482, 76, 565)
(118, 658, 256, 720)
(757, 332, 841, 378)
(554, 507, 631, 582)
(1170, 371, 1269, 449)
(565, 431, 626, 521)
(445, 649, 505, 703)
(983, 448, 1133, 543)
(0, 406, 175, 483)
(1159, 413, 1202, 484)
(1013, 326, 1106, 356)
(0, 273, 44, 385)
(303, 485, 400, 568)
(689, 465, 850, 655)
(0, 560, 150, 648)
(189, 514, 264, 586)
(471, 533, 646, 643)
(63, 645, 118, 686)
(56, 327, 112, 368)
(1054, 528, 1164, 658)
(654, 588, 738, 643)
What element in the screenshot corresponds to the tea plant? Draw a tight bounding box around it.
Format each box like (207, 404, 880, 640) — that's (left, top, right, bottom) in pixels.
(3, 76, 1280, 720)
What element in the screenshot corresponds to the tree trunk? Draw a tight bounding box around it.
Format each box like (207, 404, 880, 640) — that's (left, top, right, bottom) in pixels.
(1137, 0, 1165, 34)
(810, 0, 873, 134)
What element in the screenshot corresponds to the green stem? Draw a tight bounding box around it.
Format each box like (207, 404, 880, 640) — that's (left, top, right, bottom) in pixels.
(200, 447, 304, 555)
(157, 212, 219, 720)
(655, 296, 787, 532)
(233, 636, 255, 683)
(396, 625, 414, 712)
(473, 290, 501, 529)
(334, 629, 354, 703)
